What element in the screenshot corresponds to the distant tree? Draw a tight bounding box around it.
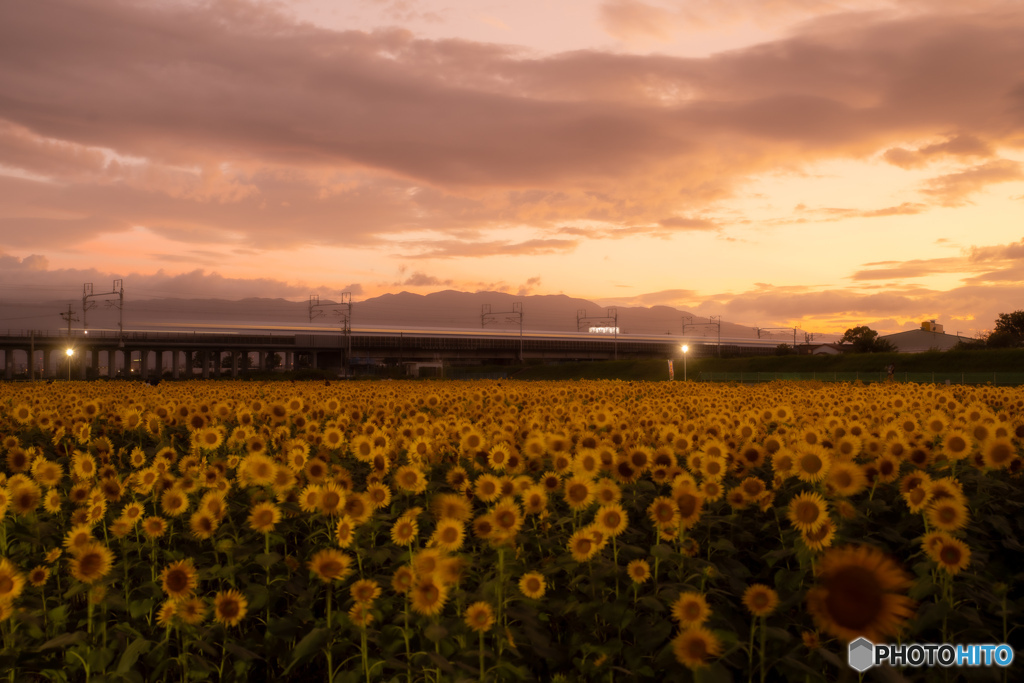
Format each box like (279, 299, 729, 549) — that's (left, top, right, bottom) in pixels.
(987, 310, 1024, 348)
(775, 343, 791, 356)
(839, 326, 896, 353)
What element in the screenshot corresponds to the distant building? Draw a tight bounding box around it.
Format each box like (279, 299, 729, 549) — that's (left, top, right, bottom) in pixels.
(880, 321, 974, 353)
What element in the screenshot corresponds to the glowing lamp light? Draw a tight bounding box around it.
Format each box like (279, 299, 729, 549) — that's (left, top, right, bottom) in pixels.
(65, 348, 74, 380)
(680, 344, 689, 382)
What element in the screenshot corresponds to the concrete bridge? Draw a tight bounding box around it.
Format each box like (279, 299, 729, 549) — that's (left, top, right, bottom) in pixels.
(0, 327, 751, 380)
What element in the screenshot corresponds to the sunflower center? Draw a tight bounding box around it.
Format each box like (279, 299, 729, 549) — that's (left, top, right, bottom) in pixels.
(800, 454, 823, 474)
(0, 577, 12, 594)
(823, 566, 884, 630)
(939, 546, 962, 565)
(79, 553, 102, 576)
(220, 599, 239, 619)
(677, 495, 697, 518)
(795, 501, 820, 525)
(166, 570, 188, 592)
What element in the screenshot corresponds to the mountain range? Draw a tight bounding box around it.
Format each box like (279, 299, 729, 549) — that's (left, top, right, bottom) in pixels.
(0, 290, 810, 342)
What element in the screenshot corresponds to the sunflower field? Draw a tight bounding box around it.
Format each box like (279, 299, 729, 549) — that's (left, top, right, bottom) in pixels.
(0, 379, 1022, 682)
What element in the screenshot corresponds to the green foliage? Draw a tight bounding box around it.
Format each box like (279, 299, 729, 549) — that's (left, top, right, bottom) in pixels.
(839, 325, 895, 353)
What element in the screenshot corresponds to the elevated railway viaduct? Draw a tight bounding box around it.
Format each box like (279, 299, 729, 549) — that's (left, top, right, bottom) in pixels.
(0, 327, 773, 380)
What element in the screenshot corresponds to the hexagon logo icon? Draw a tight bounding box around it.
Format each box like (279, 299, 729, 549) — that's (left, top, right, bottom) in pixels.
(848, 637, 875, 672)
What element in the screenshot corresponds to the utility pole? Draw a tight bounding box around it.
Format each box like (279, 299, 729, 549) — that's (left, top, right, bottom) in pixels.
(758, 327, 799, 349)
(60, 304, 79, 338)
(82, 280, 124, 338)
(682, 315, 722, 357)
(335, 292, 352, 378)
(577, 308, 619, 360)
(482, 302, 524, 363)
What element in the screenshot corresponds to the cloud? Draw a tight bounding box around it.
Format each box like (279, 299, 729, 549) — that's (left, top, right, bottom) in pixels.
(396, 238, 578, 258)
(0, 255, 319, 302)
(920, 159, 1024, 205)
(793, 201, 929, 222)
(599, 1, 678, 42)
(882, 134, 994, 169)
(0, 0, 1023, 278)
(341, 283, 365, 296)
(400, 271, 453, 286)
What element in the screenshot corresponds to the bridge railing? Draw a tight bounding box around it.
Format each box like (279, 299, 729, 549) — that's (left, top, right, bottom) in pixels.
(696, 371, 1024, 385)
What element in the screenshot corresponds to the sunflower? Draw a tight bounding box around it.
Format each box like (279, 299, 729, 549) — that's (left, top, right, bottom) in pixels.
(935, 536, 971, 575)
(787, 491, 828, 533)
(518, 572, 546, 599)
(0, 559, 26, 603)
(902, 485, 932, 514)
(391, 565, 415, 594)
(431, 518, 466, 553)
(142, 516, 167, 539)
(742, 584, 780, 617)
(176, 597, 208, 625)
(69, 542, 115, 584)
(805, 544, 915, 642)
(328, 515, 354, 548)
(63, 524, 95, 553)
(674, 491, 705, 530)
(627, 559, 651, 585)
(491, 499, 524, 538)
(10, 480, 42, 515)
(350, 579, 382, 604)
(926, 497, 969, 532)
(161, 559, 198, 599)
(348, 602, 374, 628)
(981, 438, 1015, 469)
(801, 516, 836, 551)
(568, 529, 599, 562)
(247, 501, 281, 534)
(412, 548, 444, 578)
(464, 601, 495, 632)
(827, 462, 867, 497)
(793, 445, 831, 484)
(213, 589, 248, 627)
(648, 496, 679, 528)
(410, 575, 448, 616)
(672, 626, 722, 669)
(941, 429, 973, 461)
(594, 503, 628, 537)
(160, 487, 189, 517)
(920, 531, 952, 562)
(520, 486, 549, 516)
(563, 476, 594, 511)
(156, 599, 177, 628)
(391, 517, 419, 546)
(394, 465, 428, 495)
(28, 565, 50, 587)
(308, 549, 353, 583)
(365, 482, 392, 510)
(189, 510, 218, 540)
(671, 591, 711, 627)
(473, 474, 502, 503)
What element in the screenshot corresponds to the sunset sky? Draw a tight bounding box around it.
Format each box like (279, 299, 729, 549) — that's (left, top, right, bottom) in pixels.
(1, 0, 1022, 336)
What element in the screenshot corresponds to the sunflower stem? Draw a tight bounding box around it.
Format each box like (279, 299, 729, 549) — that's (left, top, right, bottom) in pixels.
(759, 616, 767, 683)
(612, 535, 620, 599)
(403, 594, 412, 683)
(325, 587, 333, 683)
(477, 630, 485, 683)
(361, 627, 370, 683)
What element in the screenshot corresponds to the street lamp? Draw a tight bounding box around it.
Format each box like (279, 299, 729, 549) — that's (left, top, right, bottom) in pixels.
(680, 344, 689, 382)
(65, 348, 74, 380)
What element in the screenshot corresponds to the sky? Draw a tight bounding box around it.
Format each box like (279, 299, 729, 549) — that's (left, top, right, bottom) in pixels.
(1, 0, 1022, 337)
